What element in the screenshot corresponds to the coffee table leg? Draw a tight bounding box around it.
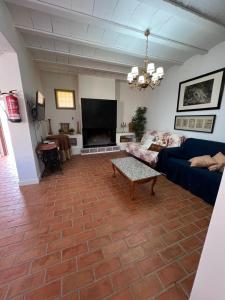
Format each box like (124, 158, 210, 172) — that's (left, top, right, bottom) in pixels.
(130, 181, 135, 200)
(151, 177, 157, 195)
(112, 164, 116, 177)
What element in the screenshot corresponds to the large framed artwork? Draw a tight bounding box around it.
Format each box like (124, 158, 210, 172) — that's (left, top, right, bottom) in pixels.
(177, 68, 225, 112)
(174, 115, 216, 133)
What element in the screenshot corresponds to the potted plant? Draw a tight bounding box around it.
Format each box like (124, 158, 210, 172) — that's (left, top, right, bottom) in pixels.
(69, 128, 75, 135)
(131, 106, 147, 142)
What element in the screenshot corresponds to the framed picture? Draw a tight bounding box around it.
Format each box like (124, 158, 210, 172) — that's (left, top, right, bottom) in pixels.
(174, 115, 216, 133)
(177, 68, 225, 112)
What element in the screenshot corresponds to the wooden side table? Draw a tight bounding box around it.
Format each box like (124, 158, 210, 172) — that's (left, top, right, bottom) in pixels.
(36, 142, 62, 175)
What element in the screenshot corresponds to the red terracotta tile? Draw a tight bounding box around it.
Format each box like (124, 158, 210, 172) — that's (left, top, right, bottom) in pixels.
(180, 252, 201, 273)
(0, 286, 8, 300)
(25, 280, 61, 300)
(160, 244, 185, 262)
(15, 245, 46, 264)
(95, 257, 121, 279)
(0, 253, 16, 271)
(75, 230, 96, 243)
(180, 223, 200, 237)
(63, 270, 94, 294)
(0, 263, 30, 285)
(50, 220, 72, 232)
(62, 291, 78, 300)
(180, 236, 202, 252)
(126, 232, 147, 247)
(120, 246, 145, 265)
(180, 273, 196, 296)
(80, 278, 113, 300)
(195, 217, 211, 229)
(138, 254, 164, 276)
(31, 252, 61, 273)
(0, 153, 212, 300)
(112, 265, 140, 289)
(111, 228, 133, 241)
(158, 262, 186, 287)
(162, 230, 184, 245)
(132, 274, 162, 299)
(78, 250, 104, 269)
(107, 289, 133, 300)
(156, 286, 187, 300)
(46, 259, 76, 282)
(7, 271, 44, 298)
(62, 243, 88, 261)
(62, 225, 83, 238)
(0, 232, 24, 247)
(47, 237, 76, 253)
(89, 235, 111, 249)
(103, 240, 128, 257)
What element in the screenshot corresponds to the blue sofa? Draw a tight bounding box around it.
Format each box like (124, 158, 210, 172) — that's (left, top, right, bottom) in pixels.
(156, 138, 225, 205)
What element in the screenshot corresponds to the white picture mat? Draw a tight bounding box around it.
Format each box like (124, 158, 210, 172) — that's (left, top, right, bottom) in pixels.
(178, 71, 223, 111)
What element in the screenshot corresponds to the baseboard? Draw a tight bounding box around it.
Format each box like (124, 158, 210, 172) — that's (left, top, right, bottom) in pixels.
(18, 177, 40, 186)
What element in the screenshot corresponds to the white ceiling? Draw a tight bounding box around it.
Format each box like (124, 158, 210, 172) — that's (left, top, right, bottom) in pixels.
(4, 0, 225, 78)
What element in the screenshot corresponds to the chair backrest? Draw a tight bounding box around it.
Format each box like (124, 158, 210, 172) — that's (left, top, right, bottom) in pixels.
(181, 138, 225, 158)
(141, 130, 185, 147)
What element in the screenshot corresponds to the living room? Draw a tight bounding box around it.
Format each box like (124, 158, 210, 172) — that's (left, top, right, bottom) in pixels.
(0, 1, 225, 300)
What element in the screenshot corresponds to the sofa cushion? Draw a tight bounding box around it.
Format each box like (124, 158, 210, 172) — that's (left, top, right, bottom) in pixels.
(189, 155, 216, 168)
(140, 136, 155, 150)
(213, 152, 225, 165)
(149, 144, 165, 152)
(208, 163, 224, 172)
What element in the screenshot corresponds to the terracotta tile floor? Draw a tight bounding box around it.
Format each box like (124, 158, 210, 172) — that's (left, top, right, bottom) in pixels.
(0, 152, 213, 300)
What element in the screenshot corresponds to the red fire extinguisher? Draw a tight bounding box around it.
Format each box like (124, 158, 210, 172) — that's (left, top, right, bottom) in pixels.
(4, 90, 21, 123)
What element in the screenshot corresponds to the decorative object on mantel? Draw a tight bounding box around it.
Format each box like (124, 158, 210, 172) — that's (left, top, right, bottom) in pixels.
(59, 123, 70, 134)
(69, 128, 75, 135)
(77, 121, 81, 134)
(127, 29, 164, 90)
(131, 107, 147, 142)
(177, 68, 225, 112)
(48, 119, 53, 135)
(128, 122, 133, 132)
(174, 115, 216, 133)
(121, 122, 127, 133)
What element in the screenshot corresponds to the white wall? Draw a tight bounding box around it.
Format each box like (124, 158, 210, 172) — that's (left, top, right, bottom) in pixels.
(116, 80, 150, 132)
(146, 41, 225, 142)
(41, 72, 151, 134)
(0, 52, 39, 184)
(190, 171, 225, 300)
(41, 71, 79, 134)
(78, 75, 115, 100)
(0, 1, 44, 184)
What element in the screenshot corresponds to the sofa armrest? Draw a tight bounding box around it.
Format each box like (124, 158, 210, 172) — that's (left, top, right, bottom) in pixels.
(156, 147, 186, 173)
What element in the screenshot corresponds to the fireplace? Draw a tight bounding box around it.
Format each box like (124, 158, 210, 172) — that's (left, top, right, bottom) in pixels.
(83, 128, 116, 148)
(81, 98, 117, 148)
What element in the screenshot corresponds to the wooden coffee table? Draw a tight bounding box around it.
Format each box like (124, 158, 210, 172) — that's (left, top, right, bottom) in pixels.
(111, 157, 161, 200)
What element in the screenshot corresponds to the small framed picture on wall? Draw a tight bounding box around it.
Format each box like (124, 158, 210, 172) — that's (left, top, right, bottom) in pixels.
(174, 115, 216, 133)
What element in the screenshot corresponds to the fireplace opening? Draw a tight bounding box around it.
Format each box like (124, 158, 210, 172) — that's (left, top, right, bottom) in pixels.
(83, 128, 116, 148)
(81, 98, 117, 148)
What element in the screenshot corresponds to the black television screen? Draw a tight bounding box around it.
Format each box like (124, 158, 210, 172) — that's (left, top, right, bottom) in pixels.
(36, 91, 45, 121)
(81, 98, 117, 129)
